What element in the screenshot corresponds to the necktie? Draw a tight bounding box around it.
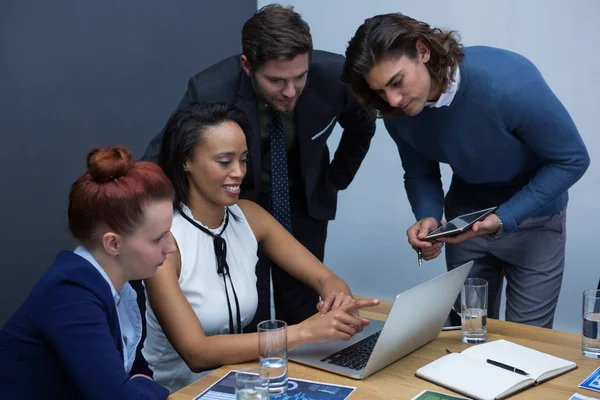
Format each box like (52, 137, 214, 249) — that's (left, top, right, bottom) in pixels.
(269, 112, 293, 233)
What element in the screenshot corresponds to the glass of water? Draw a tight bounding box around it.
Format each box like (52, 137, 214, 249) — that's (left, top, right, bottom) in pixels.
(461, 278, 488, 344)
(257, 319, 288, 394)
(583, 289, 600, 359)
(235, 367, 269, 400)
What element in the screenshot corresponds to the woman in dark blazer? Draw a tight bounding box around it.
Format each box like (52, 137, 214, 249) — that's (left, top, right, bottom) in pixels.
(0, 147, 174, 399)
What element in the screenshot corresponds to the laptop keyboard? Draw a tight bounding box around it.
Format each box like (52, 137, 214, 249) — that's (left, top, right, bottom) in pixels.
(320, 331, 381, 370)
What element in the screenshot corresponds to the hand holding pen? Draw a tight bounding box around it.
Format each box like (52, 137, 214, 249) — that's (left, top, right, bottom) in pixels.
(407, 217, 445, 265)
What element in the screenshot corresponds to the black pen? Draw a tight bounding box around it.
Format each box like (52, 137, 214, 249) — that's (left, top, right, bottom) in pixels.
(486, 359, 529, 376)
(417, 248, 422, 266)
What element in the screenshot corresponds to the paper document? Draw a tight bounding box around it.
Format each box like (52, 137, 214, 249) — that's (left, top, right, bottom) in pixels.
(578, 366, 600, 393)
(569, 393, 598, 400)
(410, 390, 469, 399)
(193, 370, 356, 400)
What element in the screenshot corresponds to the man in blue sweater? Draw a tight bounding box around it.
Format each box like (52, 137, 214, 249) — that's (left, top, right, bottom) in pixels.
(341, 13, 590, 328)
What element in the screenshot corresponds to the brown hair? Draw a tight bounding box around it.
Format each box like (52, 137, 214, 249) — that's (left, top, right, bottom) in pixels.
(241, 4, 312, 70)
(342, 13, 464, 116)
(68, 146, 173, 246)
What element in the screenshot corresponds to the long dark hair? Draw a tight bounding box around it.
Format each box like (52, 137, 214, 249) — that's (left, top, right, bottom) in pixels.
(342, 13, 464, 117)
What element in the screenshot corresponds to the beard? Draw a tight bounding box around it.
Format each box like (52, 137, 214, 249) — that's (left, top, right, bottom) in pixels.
(250, 76, 300, 113)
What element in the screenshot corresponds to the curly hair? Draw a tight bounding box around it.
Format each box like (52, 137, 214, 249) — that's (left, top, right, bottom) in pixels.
(342, 13, 464, 117)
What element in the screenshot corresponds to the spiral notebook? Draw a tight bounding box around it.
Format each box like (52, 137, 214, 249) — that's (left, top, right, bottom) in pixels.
(416, 339, 577, 400)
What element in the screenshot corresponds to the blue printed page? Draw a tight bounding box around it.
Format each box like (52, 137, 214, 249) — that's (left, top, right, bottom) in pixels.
(194, 370, 356, 400)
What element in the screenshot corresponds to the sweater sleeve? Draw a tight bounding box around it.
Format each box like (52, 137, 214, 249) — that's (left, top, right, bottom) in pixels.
(495, 71, 590, 231)
(38, 279, 169, 400)
(386, 121, 445, 222)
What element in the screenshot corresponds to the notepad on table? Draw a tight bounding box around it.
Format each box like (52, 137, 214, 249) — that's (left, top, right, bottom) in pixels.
(415, 339, 577, 400)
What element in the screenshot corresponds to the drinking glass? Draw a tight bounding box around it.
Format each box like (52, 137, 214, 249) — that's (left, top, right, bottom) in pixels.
(257, 319, 288, 394)
(461, 278, 488, 344)
(583, 289, 600, 358)
(235, 367, 269, 400)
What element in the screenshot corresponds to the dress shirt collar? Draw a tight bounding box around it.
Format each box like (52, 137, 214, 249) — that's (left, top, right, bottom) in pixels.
(425, 66, 461, 108)
(73, 246, 141, 373)
(74, 246, 119, 303)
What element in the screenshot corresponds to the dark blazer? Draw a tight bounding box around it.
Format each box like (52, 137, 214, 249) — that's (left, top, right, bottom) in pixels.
(143, 50, 376, 221)
(0, 251, 169, 400)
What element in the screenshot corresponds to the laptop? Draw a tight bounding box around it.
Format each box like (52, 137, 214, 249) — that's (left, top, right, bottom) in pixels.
(288, 261, 473, 379)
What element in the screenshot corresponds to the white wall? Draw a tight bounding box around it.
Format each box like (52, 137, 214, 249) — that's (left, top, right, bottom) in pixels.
(259, 0, 600, 332)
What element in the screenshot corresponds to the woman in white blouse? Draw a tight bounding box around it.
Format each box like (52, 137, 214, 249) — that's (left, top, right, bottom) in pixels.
(142, 102, 378, 392)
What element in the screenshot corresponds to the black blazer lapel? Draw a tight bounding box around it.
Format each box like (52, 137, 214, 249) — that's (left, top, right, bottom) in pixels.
(295, 87, 335, 178)
(235, 74, 261, 200)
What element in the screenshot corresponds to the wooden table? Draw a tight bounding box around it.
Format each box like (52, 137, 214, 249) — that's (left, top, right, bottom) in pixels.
(170, 299, 600, 399)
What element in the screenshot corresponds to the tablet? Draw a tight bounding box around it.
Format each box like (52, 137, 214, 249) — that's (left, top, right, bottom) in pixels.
(425, 206, 498, 240)
(441, 308, 462, 331)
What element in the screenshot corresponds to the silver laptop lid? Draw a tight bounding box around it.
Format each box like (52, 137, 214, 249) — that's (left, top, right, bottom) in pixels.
(361, 261, 473, 378)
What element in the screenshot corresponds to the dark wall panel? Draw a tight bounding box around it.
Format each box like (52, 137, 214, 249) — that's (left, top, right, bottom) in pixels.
(0, 0, 256, 324)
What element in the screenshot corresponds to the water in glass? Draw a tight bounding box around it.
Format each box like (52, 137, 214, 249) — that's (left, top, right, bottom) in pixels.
(259, 357, 287, 394)
(462, 308, 487, 344)
(583, 312, 600, 358)
(236, 388, 269, 400)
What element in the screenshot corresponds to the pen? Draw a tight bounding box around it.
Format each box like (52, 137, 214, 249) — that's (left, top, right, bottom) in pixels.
(417, 248, 422, 266)
(486, 359, 529, 376)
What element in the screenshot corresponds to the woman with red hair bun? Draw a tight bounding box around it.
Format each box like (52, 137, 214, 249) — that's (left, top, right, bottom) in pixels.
(0, 146, 174, 399)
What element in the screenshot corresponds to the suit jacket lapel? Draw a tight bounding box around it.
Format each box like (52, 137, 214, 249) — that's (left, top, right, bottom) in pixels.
(296, 86, 334, 178)
(235, 73, 261, 197)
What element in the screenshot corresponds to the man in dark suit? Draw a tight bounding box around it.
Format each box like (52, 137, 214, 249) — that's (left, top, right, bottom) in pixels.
(143, 4, 376, 328)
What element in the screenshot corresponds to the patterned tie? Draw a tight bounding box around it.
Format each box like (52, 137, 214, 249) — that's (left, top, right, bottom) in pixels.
(269, 112, 293, 233)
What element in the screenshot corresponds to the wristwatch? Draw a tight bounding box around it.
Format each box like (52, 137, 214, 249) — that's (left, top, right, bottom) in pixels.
(490, 215, 504, 238)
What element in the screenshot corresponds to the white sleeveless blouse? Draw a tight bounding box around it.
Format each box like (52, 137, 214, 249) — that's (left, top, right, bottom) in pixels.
(143, 203, 258, 393)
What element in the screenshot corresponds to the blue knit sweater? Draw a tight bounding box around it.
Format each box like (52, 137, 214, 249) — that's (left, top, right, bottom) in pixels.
(0, 251, 169, 399)
(384, 46, 590, 231)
